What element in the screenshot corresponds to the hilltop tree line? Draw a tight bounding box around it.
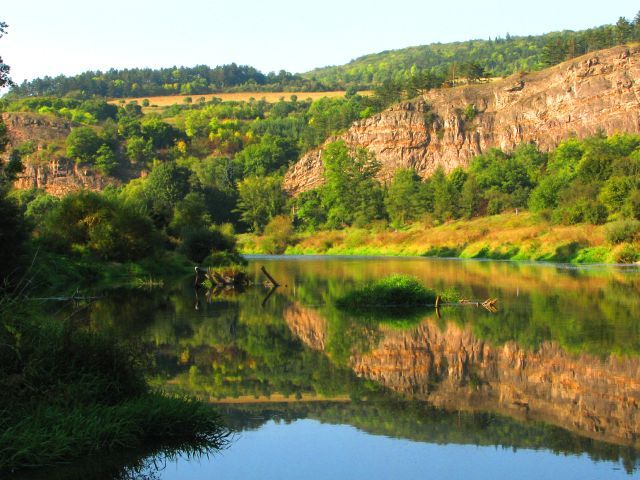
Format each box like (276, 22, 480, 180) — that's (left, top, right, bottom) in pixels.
(6, 14, 640, 101)
(6, 64, 327, 100)
(306, 14, 640, 89)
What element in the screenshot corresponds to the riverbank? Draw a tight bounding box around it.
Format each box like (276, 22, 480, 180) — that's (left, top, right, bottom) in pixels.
(238, 213, 640, 264)
(0, 249, 238, 473)
(0, 300, 230, 474)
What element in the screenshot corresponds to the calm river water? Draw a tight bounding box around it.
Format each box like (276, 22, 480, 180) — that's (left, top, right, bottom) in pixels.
(22, 256, 640, 479)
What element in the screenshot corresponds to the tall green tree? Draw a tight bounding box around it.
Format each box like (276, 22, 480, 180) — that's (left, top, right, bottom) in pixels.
(385, 169, 425, 227)
(321, 141, 384, 228)
(236, 175, 286, 232)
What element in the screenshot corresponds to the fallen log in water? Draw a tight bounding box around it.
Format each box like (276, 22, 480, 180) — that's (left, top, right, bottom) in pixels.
(261, 266, 280, 287)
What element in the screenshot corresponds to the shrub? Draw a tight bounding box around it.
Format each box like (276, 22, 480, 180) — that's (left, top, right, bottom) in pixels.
(262, 215, 294, 254)
(605, 220, 640, 244)
(614, 244, 639, 264)
(336, 274, 437, 311)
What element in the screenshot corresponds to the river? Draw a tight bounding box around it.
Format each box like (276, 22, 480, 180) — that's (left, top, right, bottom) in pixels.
(20, 256, 640, 479)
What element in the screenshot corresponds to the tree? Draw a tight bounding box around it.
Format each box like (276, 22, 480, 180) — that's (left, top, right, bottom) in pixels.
(616, 17, 634, 44)
(39, 191, 159, 261)
(94, 144, 118, 175)
(0, 22, 27, 283)
(126, 136, 154, 164)
(460, 62, 486, 83)
(385, 169, 425, 227)
(320, 141, 384, 228)
(144, 162, 191, 227)
(236, 175, 286, 232)
(66, 127, 102, 163)
(293, 189, 326, 231)
(170, 192, 212, 236)
(235, 134, 298, 177)
(431, 168, 454, 221)
(0, 22, 12, 89)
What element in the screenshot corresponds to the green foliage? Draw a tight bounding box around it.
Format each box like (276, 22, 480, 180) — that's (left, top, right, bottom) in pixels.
(0, 309, 229, 472)
(385, 169, 426, 227)
(293, 189, 326, 231)
(9, 64, 322, 98)
(236, 175, 286, 232)
(306, 20, 629, 89)
(261, 215, 294, 254)
(143, 162, 191, 227)
(235, 134, 298, 176)
(126, 135, 154, 164)
(335, 274, 439, 319)
(321, 141, 384, 228)
(94, 144, 118, 174)
(605, 219, 640, 244)
(39, 191, 159, 261)
(180, 227, 235, 263)
(66, 126, 102, 163)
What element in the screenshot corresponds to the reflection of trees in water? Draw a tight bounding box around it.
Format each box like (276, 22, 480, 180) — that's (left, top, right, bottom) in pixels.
(75, 259, 640, 476)
(255, 259, 640, 356)
(222, 401, 640, 474)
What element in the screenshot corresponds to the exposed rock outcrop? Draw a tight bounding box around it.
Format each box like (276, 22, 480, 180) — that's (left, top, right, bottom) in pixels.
(284, 45, 640, 195)
(3, 112, 120, 195)
(284, 303, 640, 448)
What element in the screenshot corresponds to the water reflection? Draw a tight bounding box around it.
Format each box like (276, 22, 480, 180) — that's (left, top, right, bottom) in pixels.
(71, 257, 640, 476)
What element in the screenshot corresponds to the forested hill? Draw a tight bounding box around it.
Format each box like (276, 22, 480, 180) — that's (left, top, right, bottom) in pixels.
(304, 17, 640, 88)
(6, 14, 640, 99)
(7, 64, 327, 99)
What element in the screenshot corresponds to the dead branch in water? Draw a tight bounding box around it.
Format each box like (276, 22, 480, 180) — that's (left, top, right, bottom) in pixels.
(261, 266, 280, 287)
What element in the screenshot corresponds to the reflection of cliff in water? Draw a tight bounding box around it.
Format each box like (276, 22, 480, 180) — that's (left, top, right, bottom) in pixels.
(284, 303, 640, 449)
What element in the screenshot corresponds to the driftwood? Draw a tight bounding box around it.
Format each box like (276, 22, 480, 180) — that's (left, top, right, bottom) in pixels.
(195, 266, 248, 288)
(458, 298, 498, 313)
(261, 266, 280, 287)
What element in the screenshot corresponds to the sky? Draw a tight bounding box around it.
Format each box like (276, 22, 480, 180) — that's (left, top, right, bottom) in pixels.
(1, 0, 639, 84)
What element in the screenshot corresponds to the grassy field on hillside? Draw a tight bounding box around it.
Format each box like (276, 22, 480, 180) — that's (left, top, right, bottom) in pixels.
(110, 91, 372, 108)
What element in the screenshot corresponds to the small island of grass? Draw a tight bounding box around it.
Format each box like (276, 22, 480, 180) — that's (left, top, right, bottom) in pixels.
(335, 274, 438, 313)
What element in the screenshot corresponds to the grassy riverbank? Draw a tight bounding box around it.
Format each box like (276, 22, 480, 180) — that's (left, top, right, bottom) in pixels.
(0, 302, 230, 473)
(239, 212, 640, 264)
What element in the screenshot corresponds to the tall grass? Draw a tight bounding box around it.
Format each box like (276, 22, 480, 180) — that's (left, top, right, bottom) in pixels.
(336, 275, 437, 312)
(0, 300, 230, 473)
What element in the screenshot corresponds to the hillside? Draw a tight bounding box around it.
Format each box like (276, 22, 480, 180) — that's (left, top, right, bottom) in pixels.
(303, 22, 633, 88)
(6, 17, 637, 99)
(284, 45, 640, 195)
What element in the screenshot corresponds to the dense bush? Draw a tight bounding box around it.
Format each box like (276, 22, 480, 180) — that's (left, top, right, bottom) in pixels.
(605, 220, 640, 244)
(38, 191, 159, 261)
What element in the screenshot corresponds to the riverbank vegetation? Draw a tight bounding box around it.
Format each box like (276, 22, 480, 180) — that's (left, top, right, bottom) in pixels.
(0, 25, 231, 474)
(241, 133, 640, 264)
(0, 301, 230, 473)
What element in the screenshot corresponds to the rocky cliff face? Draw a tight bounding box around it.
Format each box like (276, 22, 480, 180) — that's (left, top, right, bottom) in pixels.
(284, 304, 640, 447)
(284, 45, 640, 195)
(3, 112, 119, 195)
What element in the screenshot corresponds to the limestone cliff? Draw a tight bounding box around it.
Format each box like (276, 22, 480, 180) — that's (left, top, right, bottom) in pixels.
(284, 303, 640, 448)
(3, 112, 121, 195)
(284, 45, 640, 195)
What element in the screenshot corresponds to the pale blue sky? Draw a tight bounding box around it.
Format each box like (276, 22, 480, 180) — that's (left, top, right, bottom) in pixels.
(2, 0, 638, 83)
